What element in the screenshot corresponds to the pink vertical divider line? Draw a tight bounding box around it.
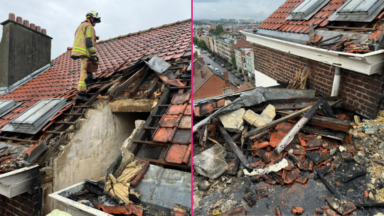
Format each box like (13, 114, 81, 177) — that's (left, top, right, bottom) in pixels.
(190, 0, 194, 215)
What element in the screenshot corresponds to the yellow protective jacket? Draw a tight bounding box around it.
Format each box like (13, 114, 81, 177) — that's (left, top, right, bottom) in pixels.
(71, 21, 97, 59)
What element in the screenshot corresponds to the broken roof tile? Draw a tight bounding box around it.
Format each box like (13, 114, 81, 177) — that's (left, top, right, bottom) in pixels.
(165, 144, 189, 164)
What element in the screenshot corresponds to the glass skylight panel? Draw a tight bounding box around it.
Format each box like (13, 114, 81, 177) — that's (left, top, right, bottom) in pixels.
(329, 0, 384, 22)
(0, 100, 22, 118)
(288, 0, 330, 20)
(339, 0, 379, 14)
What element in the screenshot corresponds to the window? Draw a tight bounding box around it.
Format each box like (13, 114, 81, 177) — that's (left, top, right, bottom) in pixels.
(0, 100, 23, 118)
(287, 0, 331, 20)
(2, 98, 70, 134)
(329, 0, 384, 21)
(339, 0, 379, 14)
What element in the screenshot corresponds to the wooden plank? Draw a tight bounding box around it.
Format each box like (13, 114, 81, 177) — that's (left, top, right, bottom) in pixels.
(251, 97, 338, 112)
(278, 111, 350, 132)
(145, 76, 159, 99)
(217, 124, 253, 171)
(245, 99, 342, 137)
(301, 126, 345, 141)
(129, 70, 149, 97)
(109, 66, 148, 101)
(0, 136, 37, 143)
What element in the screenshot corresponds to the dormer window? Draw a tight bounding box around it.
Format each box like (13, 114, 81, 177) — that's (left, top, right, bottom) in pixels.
(287, 0, 331, 20)
(329, 0, 384, 22)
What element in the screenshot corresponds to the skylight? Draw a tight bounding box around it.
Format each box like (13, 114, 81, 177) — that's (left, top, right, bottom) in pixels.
(0, 100, 24, 118)
(329, 0, 384, 22)
(287, 0, 331, 20)
(2, 98, 72, 134)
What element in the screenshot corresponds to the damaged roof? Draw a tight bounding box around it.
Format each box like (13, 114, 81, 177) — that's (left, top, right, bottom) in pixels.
(255, 0, 384, 53)
(0, 19, 191, 174)
(0, 19, 191, 131)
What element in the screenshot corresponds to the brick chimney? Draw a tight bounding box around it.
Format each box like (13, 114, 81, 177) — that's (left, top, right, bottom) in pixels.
(223, 71, 230, 86)
(0, 13, 52, 89)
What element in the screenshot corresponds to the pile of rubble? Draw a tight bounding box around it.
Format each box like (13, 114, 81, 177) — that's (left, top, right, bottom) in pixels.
(193, 88, 384, 215)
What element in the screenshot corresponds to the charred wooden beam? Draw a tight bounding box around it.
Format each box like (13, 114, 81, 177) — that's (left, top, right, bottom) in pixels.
(132, 140, 169, 147)
(143, 127, 157, 130)
(246, 99, 341, 138)
(62, 113, 82, 116)
(55, 121, 76, 125)
(275, 99, 327, 154)
(278, 111, 350, 132)
(145, 77, 160, 99)
(217, 124, 253, 172)
(301, 126, 345, 141)
(0, 136, 37, 143)
(169, 86, 191, 89)
(145, 158, 191, 169)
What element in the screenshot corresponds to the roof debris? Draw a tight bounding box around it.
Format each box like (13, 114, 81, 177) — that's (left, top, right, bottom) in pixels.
(193, 86, 384, 215)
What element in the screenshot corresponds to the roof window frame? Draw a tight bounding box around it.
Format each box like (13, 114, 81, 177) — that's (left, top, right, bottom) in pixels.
(287, 0, 331, 20)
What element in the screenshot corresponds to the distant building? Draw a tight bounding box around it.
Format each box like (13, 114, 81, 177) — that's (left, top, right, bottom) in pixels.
(220, 18, 227, 22)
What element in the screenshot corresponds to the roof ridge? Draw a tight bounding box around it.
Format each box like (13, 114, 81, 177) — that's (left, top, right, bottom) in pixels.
(97, 19, 191, 44)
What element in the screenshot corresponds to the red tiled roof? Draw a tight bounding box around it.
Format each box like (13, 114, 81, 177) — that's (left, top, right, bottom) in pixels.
(238, 82, 255, 91)
(0, 19, 191, 132)
(259, 0, 347, 33)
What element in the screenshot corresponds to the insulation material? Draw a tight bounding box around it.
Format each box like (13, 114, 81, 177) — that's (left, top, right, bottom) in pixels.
(116, 160, 143, 185)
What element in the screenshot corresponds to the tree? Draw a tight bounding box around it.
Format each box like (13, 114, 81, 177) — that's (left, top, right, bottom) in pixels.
(234, 81, 240, 86)
(209, 29, 216, 35)
(193, 36, 199, 44)
(197, 39, 208, 50)
(216, 25, 224, 35)
(226, 28, 230, 31)
(231, 55, 237, 69)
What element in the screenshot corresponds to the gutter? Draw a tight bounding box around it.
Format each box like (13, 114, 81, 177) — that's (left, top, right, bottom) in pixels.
(0, 164, 40, 198)
(240, 30, 384, 75)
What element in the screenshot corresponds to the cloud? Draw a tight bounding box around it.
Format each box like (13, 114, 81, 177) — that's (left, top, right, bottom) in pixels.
(0, 0, 191, 60)
(193, 0, 285, 20)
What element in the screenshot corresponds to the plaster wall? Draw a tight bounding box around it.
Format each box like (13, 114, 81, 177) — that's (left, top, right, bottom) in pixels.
(52, 103, 147, 210)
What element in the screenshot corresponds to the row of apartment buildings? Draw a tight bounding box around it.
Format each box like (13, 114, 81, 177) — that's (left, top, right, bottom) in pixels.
(196, 32, 254, 78)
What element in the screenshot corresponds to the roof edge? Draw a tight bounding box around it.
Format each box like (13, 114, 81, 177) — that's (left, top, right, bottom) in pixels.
(97, 19, 191, 44)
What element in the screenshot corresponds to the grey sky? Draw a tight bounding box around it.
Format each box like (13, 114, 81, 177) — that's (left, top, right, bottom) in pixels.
(193, 0, 285, 21)
(0, 0, 191, 60)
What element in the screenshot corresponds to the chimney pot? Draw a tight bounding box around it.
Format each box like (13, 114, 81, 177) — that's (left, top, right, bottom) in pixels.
(42, 29, 47, 35)
(16, 16, 22, 24)
(30, 23, 35, 30)
(8, 13, 15, 21)
(224, 71, 230, 86)
(36, 26, 41, 32)
(23, 20, 29, 27)
(200, 70, 204, 79)
(67, 47, 73, 50)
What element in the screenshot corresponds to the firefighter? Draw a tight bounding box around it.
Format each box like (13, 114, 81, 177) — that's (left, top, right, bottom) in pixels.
(71, 11, 101, 100)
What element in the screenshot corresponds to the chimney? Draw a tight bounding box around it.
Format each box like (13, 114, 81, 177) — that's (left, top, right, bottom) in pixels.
(223, 71, 230, 86)
(0, 13, 52, 89)
(200, 70, 204, 78)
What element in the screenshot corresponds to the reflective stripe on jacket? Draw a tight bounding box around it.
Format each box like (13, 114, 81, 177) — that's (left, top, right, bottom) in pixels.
(71, 21, 97, 59)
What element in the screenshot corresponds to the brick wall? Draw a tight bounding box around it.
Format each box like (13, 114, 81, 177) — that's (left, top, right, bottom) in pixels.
(0, 189, 42, 216)
(253, 43, 384, 118)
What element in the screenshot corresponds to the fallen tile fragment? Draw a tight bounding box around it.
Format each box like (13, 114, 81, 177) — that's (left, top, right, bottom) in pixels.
(282, 167, 301, 184)
(244, 158, 289, 176)
(221, 206, 246, 216)
(170, 204, 190, 216)
(269, 131, 287, 148)
(323, 195, 356, 215)
(255, 185, 268, 198)
(193, 145, 228, 179)
(274, 205, 281, 216)
(244, 191, 258, 207)
(292, 206, 304, 215)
